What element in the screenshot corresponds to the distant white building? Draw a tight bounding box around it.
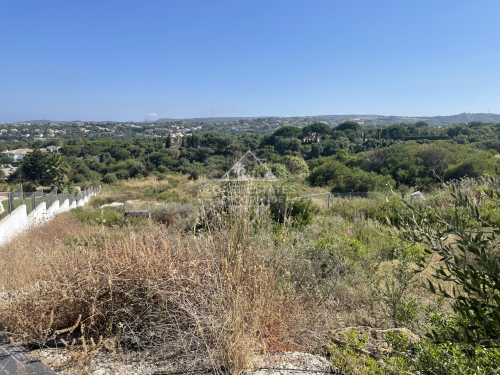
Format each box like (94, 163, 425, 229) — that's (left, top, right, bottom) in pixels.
(46, 146, 60, 152)
(2, 148, 33, 161)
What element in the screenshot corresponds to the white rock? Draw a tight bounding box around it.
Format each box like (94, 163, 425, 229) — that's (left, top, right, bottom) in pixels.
(251, 352, 332, 374)
(100, 202, 124, 208)
(409, 191, 425, 200)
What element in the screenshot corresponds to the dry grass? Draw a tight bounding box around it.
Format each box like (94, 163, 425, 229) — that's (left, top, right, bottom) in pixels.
(0, 203, 325, 374)
(0, 179, 455, 374)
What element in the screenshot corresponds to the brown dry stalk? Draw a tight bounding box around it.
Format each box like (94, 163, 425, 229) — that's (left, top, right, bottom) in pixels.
(0, 208, 322, 373)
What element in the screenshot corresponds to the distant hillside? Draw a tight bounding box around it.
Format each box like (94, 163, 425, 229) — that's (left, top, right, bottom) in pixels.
(156, 117, 265, 123)
(21, 120, 53, 124)
(155, 113, 500, 126)
(17, 113, 500, 127)
(417, 113, 500, 125)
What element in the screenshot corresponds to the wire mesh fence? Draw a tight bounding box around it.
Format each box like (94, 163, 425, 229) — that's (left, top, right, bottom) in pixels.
(0, 184, 102, 222)
(8, 185, 24, 214)
(25, 187, 45, 215)
(288, 191, 389, 209)
(45, 187, 57, 208)
(69, 191, 75, 206)
(0, 192, 9, 221)
(59, 188, 67, 205)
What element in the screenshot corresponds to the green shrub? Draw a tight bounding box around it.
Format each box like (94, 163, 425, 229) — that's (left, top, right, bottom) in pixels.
(269, 194, 318, 227)
(102, 173, 118, 184)
(479, 199, 500, 228)
(72, 206, 125, 227)
(269, 163, 291, 180)
(287, 199, 317, 227)
(395, 183, 500, 348)
(383, 332, 500, 375)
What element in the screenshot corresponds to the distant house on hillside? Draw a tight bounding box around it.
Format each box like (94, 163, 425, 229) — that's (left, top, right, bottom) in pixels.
(46, 145, 60, 152)
(2, 148, 33, 161)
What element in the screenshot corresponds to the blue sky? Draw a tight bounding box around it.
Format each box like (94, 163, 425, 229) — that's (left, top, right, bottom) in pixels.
(1, 0, 499, 122)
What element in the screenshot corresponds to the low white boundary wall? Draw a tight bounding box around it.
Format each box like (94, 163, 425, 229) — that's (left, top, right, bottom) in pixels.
(0, 187, 101, 246)
(0, 205, 28, 245)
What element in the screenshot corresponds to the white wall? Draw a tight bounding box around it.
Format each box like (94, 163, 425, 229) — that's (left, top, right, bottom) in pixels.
(59, 199, 70, 213)
(46, 200, 60, 219)
(27, 201, 47, 227)
(0, 205, 28, 245)
(0, 188, 100, 246)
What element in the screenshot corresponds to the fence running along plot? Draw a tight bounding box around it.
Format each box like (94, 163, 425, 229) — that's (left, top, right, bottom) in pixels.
(0, 184, 101, 222)
(69, 191, 75, 206)
(288, 191, 389, 209)
(0, 185, 25, 220)
(25, 187, 45, 215)
(0, 193, 9, 221)
(58, 188, 67, 206)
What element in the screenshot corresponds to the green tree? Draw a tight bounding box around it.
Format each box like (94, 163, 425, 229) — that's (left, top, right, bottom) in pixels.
(381, 125, 407, 140)
(110, 147, 131, 161)
(395, 182, 500, 347)
(307, 159, 350, 187)
(273, 126, 302, 138)
(302, 123, 332, 137)
(45, 153, 70, 188)
(284, 155, 309, 174)
(102, 173, 118, 184)
(20, 149, 49, 183)
(59, 145, 81, 157)
(337, 121, 361, 132)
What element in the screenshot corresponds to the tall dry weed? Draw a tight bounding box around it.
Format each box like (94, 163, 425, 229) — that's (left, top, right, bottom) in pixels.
(0, 198, 323, 373)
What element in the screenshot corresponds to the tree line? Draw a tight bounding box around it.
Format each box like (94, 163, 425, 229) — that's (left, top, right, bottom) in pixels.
(2, 120, 500, 192)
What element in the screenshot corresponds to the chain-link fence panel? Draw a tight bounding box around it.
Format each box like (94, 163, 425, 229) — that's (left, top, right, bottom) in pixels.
(69, 191, 75, 206)
(0, 192, 9, 221)
(25, 187, 45, 215)
(8, 185, 24, 213)
(45, 187, 58, 208)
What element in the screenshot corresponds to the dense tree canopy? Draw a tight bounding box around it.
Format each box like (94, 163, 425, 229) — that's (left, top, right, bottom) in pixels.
(2, 120, 500, 192)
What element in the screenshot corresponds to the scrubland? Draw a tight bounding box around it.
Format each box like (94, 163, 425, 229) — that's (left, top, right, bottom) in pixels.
(1, 176, 499, 374)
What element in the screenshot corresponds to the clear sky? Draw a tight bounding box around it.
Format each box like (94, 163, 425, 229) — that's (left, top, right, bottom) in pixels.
(1, 0, 499, 122)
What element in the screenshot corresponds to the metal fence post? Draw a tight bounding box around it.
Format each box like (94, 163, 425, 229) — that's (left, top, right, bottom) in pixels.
(21, 185, 25, 206)
(328, 193, 331, 209)
(8, 192, 11, 214)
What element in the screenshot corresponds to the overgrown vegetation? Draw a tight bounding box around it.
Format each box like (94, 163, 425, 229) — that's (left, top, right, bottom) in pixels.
(1, 173, 500, 373)
(3, 120, 500, 194)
